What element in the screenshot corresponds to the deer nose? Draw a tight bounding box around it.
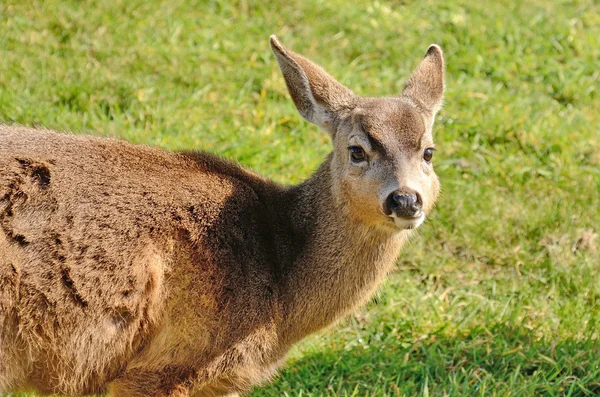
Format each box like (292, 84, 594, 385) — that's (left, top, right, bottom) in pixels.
(385, 191, 422, 218)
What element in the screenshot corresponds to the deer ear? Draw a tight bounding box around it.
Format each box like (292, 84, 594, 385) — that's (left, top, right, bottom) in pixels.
(401, 45, 445, 117)
(270, 35, 355, 134)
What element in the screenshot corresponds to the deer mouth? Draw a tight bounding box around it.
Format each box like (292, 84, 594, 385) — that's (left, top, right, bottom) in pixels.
(391, 213, 425, 230)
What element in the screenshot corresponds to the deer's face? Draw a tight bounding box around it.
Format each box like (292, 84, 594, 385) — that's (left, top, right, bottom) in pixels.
(332, 98, 440, 232)
(270, 36, 445, 233)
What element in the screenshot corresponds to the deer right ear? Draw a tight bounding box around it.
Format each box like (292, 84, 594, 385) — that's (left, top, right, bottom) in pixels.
(401, 45, 445, 117)
(270, 35, 355, 135)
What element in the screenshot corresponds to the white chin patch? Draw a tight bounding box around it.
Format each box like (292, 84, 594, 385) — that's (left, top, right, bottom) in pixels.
(392, 213, 425, 230)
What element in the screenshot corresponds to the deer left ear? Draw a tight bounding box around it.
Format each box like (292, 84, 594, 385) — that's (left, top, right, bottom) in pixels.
(401, 45, 445, 117)
(270, 35, 355, 136)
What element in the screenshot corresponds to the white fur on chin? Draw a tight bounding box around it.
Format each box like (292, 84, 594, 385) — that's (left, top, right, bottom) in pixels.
(392, 213, 425, 230)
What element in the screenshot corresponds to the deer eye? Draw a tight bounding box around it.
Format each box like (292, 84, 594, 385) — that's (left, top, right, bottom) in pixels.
(349, 146, 366, 163)
(423, 148, 435, 163)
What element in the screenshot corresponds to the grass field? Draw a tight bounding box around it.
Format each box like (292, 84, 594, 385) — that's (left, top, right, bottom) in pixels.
(1, 0, 599, 396)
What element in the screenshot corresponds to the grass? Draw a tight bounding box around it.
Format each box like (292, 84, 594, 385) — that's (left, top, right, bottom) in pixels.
(1, 0, 599, 395)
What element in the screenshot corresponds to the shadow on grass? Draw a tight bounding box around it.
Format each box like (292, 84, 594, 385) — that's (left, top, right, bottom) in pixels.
(251, 323, 600, 396)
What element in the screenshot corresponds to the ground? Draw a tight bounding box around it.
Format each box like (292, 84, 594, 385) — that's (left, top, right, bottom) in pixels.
(1, 0, 599, 395)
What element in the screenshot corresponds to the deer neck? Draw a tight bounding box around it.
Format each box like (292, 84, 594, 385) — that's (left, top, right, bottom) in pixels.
(278, 155, 408, 345)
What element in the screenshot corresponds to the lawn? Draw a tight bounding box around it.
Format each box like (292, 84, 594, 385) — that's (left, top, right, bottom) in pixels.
(1, 0, 599, 396)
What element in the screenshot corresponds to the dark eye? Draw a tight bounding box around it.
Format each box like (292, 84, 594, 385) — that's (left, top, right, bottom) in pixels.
(349, 146, 366, 163)
(423, 148, 435, 162)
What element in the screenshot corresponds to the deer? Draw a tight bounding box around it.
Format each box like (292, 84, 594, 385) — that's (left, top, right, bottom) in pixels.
(0, 35, 444, 396)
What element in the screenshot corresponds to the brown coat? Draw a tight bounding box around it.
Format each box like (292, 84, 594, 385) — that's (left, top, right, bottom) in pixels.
(0, 36, 444, 396)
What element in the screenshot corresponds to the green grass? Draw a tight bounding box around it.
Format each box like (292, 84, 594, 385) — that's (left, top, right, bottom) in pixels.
(1, 0, 599, 396)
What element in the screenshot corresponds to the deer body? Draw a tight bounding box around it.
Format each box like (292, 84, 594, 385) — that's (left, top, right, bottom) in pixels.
(0, 37, 444, 396)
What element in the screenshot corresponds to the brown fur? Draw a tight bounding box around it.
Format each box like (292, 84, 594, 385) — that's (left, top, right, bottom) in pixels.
(0, 36, 444, 396)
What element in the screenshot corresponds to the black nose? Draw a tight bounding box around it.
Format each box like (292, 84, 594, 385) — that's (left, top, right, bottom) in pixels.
(385, 191, 422, 217)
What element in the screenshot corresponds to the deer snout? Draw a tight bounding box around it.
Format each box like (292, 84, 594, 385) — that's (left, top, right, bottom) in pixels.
(384, 190, 422, 218)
